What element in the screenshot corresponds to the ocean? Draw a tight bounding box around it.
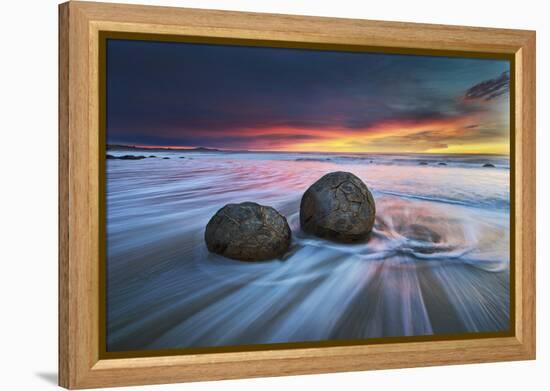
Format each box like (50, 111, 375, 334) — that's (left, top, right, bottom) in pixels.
(105, 150, 510, 351)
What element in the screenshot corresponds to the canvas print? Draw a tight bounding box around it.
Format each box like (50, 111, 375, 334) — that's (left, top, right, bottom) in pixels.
(105, 38, 511, 353)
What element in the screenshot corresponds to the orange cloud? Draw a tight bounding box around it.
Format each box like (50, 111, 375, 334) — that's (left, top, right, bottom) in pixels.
(138, 112, 508, 155)
(273, 114, 508, 154)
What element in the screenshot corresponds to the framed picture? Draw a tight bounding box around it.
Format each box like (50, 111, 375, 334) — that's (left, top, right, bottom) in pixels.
(59, 1, 536, 389)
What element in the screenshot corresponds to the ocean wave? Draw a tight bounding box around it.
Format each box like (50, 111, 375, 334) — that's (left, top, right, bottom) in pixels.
(291, 153, 510, 169)
(375, 190, 510, 210)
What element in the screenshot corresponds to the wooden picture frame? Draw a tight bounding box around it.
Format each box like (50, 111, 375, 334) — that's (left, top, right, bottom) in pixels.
(59, 1, 536, 389)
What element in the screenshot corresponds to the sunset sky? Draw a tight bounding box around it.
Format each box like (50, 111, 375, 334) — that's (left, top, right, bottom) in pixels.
(106, 39, 510, 154)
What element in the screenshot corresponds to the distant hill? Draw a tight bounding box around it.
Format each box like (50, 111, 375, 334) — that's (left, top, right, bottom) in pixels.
(107, 144, 221, 152)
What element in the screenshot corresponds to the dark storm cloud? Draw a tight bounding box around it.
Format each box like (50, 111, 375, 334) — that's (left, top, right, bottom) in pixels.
(106, 39, 510, 148)
(464, 71, 509, 101)
(107, 39, 402, 136)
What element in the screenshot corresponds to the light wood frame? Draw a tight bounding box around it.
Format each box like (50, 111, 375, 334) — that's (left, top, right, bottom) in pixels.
(59, 1, 536, 389)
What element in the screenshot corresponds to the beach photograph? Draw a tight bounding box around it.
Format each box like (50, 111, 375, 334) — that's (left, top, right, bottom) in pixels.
(105, 38, 511, 352)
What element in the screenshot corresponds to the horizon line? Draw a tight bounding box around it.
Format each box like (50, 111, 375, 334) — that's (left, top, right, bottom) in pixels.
(107, 143, 510, 156)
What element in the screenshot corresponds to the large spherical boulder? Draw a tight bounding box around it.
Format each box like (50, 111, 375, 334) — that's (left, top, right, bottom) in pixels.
(205, 202, 291, 261)
(300, 171, 375, 242)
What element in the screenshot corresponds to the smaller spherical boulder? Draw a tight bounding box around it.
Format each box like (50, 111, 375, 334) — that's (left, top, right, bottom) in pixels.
(300, 171, 376, 242)
(205, 202, 291, 261)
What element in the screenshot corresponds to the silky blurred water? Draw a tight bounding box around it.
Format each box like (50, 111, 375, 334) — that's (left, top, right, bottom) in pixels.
(106, 151, 510, 352)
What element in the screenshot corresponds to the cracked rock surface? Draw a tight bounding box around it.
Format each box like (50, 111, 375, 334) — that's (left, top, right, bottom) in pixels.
(205, 202, 291, 261)
(300, 171, 376, 242)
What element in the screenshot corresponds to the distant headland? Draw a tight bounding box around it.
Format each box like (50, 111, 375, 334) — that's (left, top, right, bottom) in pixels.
(107, 144, 222, 152)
